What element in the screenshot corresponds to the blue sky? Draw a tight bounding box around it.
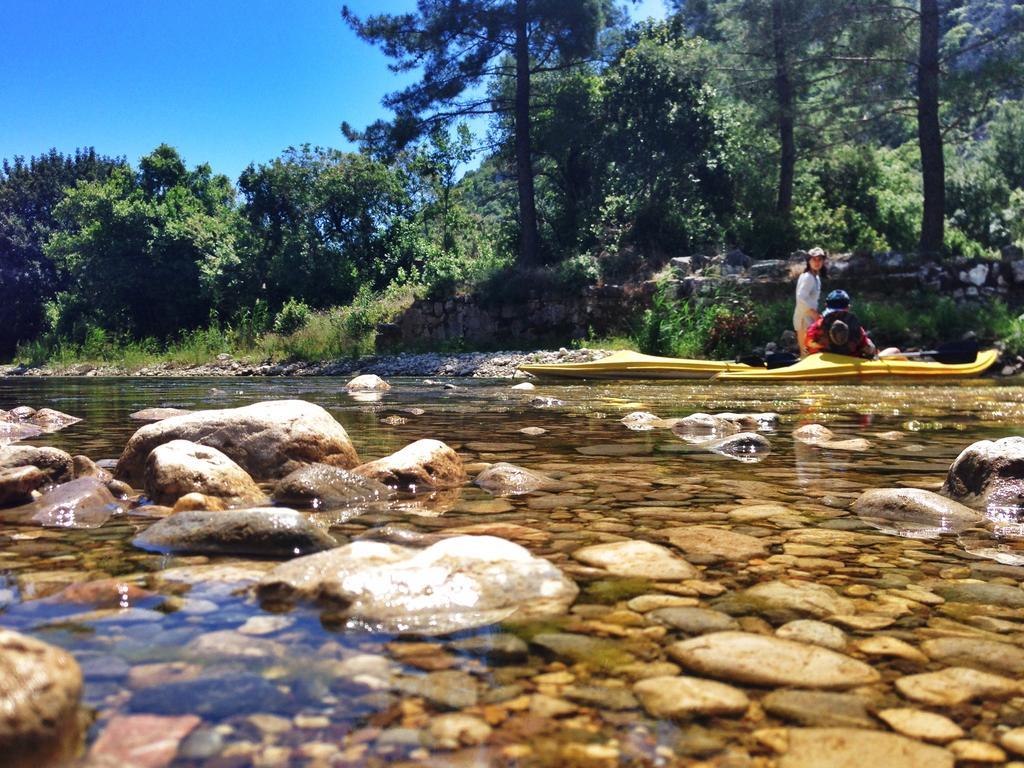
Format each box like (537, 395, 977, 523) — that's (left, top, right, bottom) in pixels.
(0, 0, 665, 181)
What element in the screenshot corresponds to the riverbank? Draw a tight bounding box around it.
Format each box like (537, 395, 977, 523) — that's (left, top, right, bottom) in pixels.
(0, 348, 614, 379)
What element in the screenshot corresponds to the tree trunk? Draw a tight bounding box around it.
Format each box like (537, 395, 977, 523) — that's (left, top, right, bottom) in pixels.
(772, 0, 795, 222)
(514, 0, 540, 267)
(917, 0, 944, 255)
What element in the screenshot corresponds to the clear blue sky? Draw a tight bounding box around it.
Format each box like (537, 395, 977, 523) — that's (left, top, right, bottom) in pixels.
(0, 0, 665, 182)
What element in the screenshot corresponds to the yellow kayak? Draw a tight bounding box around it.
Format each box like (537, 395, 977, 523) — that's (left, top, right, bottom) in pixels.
(517, 350, 759, 379)
(714, 350, 999, 382)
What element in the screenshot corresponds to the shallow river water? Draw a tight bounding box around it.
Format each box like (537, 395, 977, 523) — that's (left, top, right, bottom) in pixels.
(3, 376, 1024, 767)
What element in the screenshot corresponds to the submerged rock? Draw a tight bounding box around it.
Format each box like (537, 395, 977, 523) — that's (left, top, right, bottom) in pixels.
(634, 676, 749, 718)
(572, 539, 700, 581)
(0, 477, 123, 528)
(761, 690, 875, 729)
(133, 508, 337, 557)
(144, 440, 266, 506)
(0, 446, 73, 484)
(129, 407, 192, 422)
(273, 463, 393, 509)
(757, 727, 952, 768)
(0, 422, 44, 446)
(703, 432, 772, 461)
(0, 628, 84, 768)
(257, 535, 578, 635)
(354, 439, 466, 490)
(116, 399, 360, 485)
(895, 666, 1020, 706)
(88, 714, 201, 768)
(943, 436, 1024, 511)
(473, 462, 560, 495)
(852, 487, 983, 538)
(663, 525, 768, 562)
(27, 408, 82, 432)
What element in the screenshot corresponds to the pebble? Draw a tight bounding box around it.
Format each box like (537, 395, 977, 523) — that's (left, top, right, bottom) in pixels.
(426, 714, 492, 749)
(896, 667, 1020, 706)
(947, 740, 1006, 763)
(776, 620, 847, 650)
(1001, 728, 1024, 756)
(634, 675, 749, 718)
(877, 708, 964, 743)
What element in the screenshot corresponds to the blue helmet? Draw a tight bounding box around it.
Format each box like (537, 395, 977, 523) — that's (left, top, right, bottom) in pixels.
(825, 289, 851, 310)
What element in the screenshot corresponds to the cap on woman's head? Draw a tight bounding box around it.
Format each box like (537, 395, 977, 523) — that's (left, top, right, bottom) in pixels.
(808, 247, 825, 259)
(825, 289, 851, 311)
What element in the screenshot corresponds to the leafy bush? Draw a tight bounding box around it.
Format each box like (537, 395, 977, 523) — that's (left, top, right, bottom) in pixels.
(273, 298, 312, 336)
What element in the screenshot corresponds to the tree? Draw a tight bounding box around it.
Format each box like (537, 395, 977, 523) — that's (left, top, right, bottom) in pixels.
(341, 0, 610, 268)
(0, 148, 122, 358)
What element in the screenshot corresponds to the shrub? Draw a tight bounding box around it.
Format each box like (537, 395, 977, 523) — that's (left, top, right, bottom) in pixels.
(273, 299, 313, 336)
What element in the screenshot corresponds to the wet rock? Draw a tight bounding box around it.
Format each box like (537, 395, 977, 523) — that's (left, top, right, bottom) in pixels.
(116, 399, 360, 485)
(876, 708, 963, 744)
(45, 578, 157, 610)
(895, 667, 1020, 706)
(0, 421, 44, 446)
(761, 690, 875, 729)
(0, 628, 84, 768)
(128, 674, 291, 717)
(185, 630, 286, 660)
(563, 684, 638, 710)
(144, 440, 266, 506)
(793, 424, 834, 444)
(852, 488, 982, 538)
(426, 713, 491, 749)
(663, 525, 768, 562)
(346, 374, 391, 391)
(853, 636, 928, 664)
(133, 508, 337, 557)
(776, 620, 846, 650)
(257, 535, 578, 635)
(931, 581, 1024, 607)
(947, 740, 1005, 763)
(0, 466, 46, 507)
(88, 714, 200, 768)
(71, 455, 112, 482)
(757, 727, 952, 768)
(741, 579, 854, 618)
(920, 636, 1024, 675)
(27, 408, 81, 432)
(129, 407, 192, 422)
(519, 427, 546, 436)
(634, 675, 748, 718)
(510, 382, 535, 391)
(531, 633, 636, 669)
(572, 540, 699, 581)
(353, 439, 466, 491)
(672, 413, 739, 439)
(394, 669, 478, 709)
(648, 607, 739, 634)
(474, 462, 559, 495)
(621, 411, 666, 431)
(0, 446, 73, 483)
(448, 633, 529, 662)
(703, 432, 771, 460)
(8, 406, 35, 420)
(1000, 728, 1024, 756)
(943, 436, 1024, 510)
(668, 631, 879, 689)
(273, 463, 393, 509)
(171, 493, 226, 512)
(0, 477, 124, 528)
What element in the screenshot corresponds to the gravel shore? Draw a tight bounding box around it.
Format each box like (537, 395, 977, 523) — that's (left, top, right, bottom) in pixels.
(0, 348, 613, 379)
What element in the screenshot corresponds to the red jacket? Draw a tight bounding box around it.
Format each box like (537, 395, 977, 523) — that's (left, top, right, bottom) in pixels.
(806, 310, 876, 358)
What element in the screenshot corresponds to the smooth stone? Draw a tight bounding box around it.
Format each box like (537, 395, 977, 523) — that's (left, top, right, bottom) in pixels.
(133, 508, 337, 557)
(761, 690, 875, 729)
(852, 488, 983, 538)
(877, 708, 963, 744)
(129, 407, 191, 422)
(238, 616, 294, 636)
(760, 727, 952, 768)
(668, 631, 879, 689)
(473, 462, 560, 495)
(562, 685, 638, 711)
(426, 713, 491, 749)
(510, 382, 535, 390)
(144, 440, 265, 506)
(27, 408, 81, 432)
(0, 477, 124, 528)
(88, 714, 200, 768)
(853, 636, 928, 664)
(793, 424, 834, 444)
(648, 606, 739, 634)
(71, 455, 112, 482)
(345, 374, 390, 391)
(627, 595, 700, 612)
(171, 493, 226, 512)
(819, 438, 872, 451)
(776, 620, 847, 650)
(257, 535, 578, 635)
(531, 633, 636, 668)
(662, 525, 768, 561)
(634, 675, 749, 718)
(703, 432, 771, 460)
(117, 399, 359, 485)
(943, 436, 1024, 509)
(0, 422, 45, 446)
(895, 667, 1020, 706)
(999, 728, 1024, 756)
(947, 740, 1006, 763)
(741, 579, 854, 618)
(519, 427, 546, 436)
(0, 465, 46, 507)
(922, 636, 1024, 675)
(572, 540, 699, 581)
(273, 463, 393, 509)
(353, 439, 466, 490)
(932, 581, 1024, 607)
(394, 670, 478, 709)
(0, 629, 84, 768)
(0, 446, 73, 483)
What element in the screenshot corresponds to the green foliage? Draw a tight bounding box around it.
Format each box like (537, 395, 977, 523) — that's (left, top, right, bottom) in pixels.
(273, 299, 312, 336)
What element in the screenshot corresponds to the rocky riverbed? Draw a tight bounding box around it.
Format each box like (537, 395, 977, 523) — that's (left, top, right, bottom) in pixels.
(2, 377, 1024, 766)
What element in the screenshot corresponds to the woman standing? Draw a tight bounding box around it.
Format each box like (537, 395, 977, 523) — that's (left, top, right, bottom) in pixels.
(793, 247, 825, 357)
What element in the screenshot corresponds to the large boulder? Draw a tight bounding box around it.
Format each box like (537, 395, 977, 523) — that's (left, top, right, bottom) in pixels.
(353, 439, 465, 491)
(144, 440, 265, 506)
(943, 436, 1024, 510)
(273, 463, 393, 509)
(257, 535, 579, 635)
(133, 508, 337, 557)
(116, 400, 359, 486)
(0, 446, 73, 484)
(0, 477, 124, 528)
(0, 628, 84, 768)
(852, 488, 983, 538)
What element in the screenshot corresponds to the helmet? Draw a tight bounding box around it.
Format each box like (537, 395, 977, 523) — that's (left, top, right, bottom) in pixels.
(825, 289, 851, 310)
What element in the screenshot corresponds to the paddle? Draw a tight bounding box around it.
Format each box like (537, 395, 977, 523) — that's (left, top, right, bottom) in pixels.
(878, 339, 979, 365)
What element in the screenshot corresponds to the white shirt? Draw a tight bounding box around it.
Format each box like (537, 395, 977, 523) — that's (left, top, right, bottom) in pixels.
(795, 272, 821, 314)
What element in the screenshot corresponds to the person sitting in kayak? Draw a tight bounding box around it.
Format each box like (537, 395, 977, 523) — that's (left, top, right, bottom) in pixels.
(805, 290, 878, 359)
